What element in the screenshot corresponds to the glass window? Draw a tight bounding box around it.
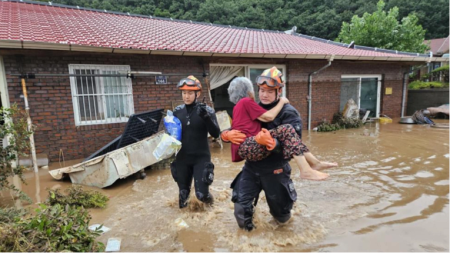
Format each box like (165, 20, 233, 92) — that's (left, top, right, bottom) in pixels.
(340, 76, 380, 118)
(69, 65, 134, 126)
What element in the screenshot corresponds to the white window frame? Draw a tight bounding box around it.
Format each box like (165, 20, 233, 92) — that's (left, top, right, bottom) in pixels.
(0, 56, 10, 148)
(341, 74, 382, 118)
(209, 63, 287, 97)
(69, 64, 134, 126)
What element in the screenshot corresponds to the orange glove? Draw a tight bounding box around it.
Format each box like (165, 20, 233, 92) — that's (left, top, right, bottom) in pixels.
(221, 130, 246, 145)
(255, 128, 276, 150)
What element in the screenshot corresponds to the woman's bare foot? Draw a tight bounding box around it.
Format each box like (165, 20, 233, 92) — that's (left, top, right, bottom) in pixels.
(300, 170, 329, 181)
(311, 161, 338, 171)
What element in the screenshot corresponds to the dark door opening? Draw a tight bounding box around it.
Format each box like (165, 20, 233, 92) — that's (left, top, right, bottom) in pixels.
(211, 78, 236, 118)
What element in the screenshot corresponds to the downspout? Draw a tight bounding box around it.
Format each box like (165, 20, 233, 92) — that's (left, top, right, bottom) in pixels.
(401, 71, 408, 118)
(401, 55, 431, 117)
(307, 55, 335, 131)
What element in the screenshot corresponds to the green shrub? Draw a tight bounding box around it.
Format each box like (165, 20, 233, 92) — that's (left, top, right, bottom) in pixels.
(317, 112, 363, 132)
(0, 105, 33, 202)
(408, 81, 449, 89)
(0, 207, 26, 224)
(317, 121, 341, 132)
(419, 65, 449, 82)
(333, 112, 364, 129)
(431, 64, 449, 73)
(0, 204, 104, 252)
(47, 185, 109, 208)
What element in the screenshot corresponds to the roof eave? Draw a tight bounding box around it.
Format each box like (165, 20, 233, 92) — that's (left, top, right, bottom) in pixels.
(211, 53, 240, 57)
(285, 54, 307, 59)
(22, 41, 70, 50)
(0, 40, 22, 48)
(262, 54, 287, 58)
(113, 48, 150, 54)
(71, 45, 113, 53)
(150, 50, 183, 56)
(1, 41, 448, 62)
(182, 51, 214, 56)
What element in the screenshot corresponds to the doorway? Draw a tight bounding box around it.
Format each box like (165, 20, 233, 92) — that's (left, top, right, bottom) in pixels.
(340, 75, 382, 118)
(210, 64, 287, 118)
(210, 68, 245, 118)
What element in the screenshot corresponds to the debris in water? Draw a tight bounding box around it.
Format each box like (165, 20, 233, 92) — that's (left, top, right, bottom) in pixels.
(47, 185, 109, 208)
(105, 238, 121, 252)
(214, 248, 230, 252)
(89, 224, 111, 234)
(175, 218, 189, 229)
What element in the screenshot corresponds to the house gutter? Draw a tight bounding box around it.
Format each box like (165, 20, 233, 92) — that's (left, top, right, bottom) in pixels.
(401, 58, 431, 117)
(307, 55, 334, 131)
(1, 40, 449, 62)
(401, 71, 408, 118)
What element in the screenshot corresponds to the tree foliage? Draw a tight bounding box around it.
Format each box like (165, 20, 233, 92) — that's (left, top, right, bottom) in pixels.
(37, 0, 448, 40)
(0, 204, 105, 252)
(317, 112, 363, 132)
(0, 104, 33, 200)
(47, 185, 109, 208)
(408, 65, 449, 89)
(336, 0, 429, 53)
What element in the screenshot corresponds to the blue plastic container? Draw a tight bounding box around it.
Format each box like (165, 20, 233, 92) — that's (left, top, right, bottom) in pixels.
(163, 110, 182, 141)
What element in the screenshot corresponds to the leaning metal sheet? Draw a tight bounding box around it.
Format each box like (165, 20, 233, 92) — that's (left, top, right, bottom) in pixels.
(49, 131, 170, 188)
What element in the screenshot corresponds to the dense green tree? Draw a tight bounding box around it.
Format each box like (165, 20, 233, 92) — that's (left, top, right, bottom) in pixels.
(38, 0, 449, 40)
(386, 0, 449, 39)
(336, 0, 429, 53)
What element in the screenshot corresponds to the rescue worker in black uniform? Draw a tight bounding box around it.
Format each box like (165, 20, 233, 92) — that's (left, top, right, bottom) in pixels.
(171, 75, 221, 208)
(223, 71, 303, 231)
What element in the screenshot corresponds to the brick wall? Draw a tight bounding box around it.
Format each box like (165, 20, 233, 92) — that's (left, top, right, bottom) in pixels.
(2, 50, 209, 161)
(287, 60, 409, 127)
(2, 50, 411, 161)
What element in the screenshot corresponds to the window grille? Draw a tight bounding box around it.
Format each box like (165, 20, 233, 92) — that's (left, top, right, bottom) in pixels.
(69, 65, 134, 126)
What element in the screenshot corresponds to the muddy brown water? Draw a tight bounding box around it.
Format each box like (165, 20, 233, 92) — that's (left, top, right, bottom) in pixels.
(2, 119, 448, 252)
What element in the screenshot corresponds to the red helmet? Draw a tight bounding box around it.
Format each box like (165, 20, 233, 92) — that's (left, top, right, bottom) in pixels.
(177, 75, 202, 91)
(256, 66, 284, 90)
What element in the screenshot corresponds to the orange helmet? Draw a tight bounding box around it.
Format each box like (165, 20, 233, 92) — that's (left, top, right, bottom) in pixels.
(256, 66, 285, 89)
(177, 75, 202, 91)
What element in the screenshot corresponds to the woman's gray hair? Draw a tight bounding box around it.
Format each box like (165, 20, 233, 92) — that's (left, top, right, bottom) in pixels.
(228, 77, 255, 104)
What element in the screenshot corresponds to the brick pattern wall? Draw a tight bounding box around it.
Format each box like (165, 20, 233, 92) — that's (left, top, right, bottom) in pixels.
(2, 50, 209, 161)
(287, 60, 408, 128)
(2, 50, 409, 161)
(381, 79, 406, 117)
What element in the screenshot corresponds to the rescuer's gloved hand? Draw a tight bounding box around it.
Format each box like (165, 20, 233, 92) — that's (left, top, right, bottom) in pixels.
(221, 130, 246, 145)
(197, 102, 210, 120)
(255, 128, 276, 150)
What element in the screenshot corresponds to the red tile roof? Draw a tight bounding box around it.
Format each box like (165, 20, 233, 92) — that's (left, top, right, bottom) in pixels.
(0, 1, 434, 60)
(425, 37, 449, 55)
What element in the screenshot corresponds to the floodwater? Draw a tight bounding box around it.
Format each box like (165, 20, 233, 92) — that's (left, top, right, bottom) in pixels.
(2, 119, 449, 252)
